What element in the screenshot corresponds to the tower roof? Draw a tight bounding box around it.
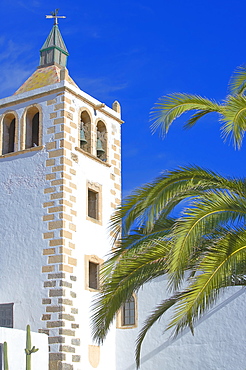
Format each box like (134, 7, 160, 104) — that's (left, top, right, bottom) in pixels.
(41, 24, 69, 55)
(39, 23, 69, 68)
(14, 11, 79, 95)
(14, 65, 78, 95)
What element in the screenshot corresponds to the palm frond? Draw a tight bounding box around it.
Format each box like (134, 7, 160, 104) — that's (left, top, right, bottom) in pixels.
(169, 190, 246, 289)
(150, 93, 222, 137)
(221, 95, 246, 148)
(110, 166, 240, 238)
(167, 229, 246, 336)
(91, 239, 171, 344)
(91, 166, 246, 367)
(229, 65, 246, 95)
(184, 109, 215, 128)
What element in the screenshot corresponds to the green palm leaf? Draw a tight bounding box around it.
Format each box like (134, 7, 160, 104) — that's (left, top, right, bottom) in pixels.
(167, 229, 246, 336)
(110, 166, 237, 238)
(91, 239, 171, 343)
(150, 93, 222, 137)
(91, 165, 246, 368)
(221, 95, 246, 148)
(169, 190, 246, 289)
(229, 65, 246, 95)
(150, 66, 246, 148)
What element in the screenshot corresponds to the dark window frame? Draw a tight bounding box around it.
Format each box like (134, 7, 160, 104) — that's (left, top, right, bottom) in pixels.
(122, 296, 136, 326)
(0, 303, 14, 328)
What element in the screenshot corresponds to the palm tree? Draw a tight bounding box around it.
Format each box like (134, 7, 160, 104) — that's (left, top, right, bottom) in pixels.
(91, 166, 246, 367)
(151, 65, 246, 149)
(91, 66, 246, 368)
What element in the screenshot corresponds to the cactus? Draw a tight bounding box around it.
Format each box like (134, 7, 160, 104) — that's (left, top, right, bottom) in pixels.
(3, 342, 8, 370)
(25, 325, 39, 370)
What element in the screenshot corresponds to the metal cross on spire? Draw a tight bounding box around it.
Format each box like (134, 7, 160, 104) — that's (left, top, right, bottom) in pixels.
(45, 9, 66, 25)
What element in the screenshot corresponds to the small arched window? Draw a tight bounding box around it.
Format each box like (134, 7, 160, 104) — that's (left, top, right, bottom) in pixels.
(122, 296, 136, 326)
(96, 120, 107, 161)
(25, 108, 40, 149)
(79, 111, 91, 153)
(2, 114, 16, 154)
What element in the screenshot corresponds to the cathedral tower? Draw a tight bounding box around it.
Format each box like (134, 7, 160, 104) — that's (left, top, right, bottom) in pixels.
(0, 14, 122, 370)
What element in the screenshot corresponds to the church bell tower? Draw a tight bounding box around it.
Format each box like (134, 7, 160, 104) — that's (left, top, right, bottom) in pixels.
(0, 11, 122, 370)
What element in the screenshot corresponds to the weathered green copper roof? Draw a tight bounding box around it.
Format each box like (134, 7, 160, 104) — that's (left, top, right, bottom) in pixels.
(39, 24, 69, 68)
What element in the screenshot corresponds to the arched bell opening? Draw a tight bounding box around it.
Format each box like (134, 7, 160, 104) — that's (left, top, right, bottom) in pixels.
(96, 120, 107, 161)
(79, 111, 91, 153)
(2, 113, 16, 155)
(25, 107, 40, 149)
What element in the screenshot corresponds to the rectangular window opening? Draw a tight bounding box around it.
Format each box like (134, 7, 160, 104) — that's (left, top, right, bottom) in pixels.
(0, 303, 13, 328)
(122, 297, 135, 326)
(89, 262, 99, 290)
(88, 189, 98, 220)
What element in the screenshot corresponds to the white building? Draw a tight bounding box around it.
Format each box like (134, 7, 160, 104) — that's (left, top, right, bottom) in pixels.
(0, 17, 121, 370)
(0, 16, 245, 370)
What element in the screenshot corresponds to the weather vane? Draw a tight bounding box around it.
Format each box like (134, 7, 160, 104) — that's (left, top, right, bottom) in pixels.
(45, 9, 66, 25)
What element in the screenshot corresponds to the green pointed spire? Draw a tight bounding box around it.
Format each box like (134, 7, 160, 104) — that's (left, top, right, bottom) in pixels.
(39, 23, 69, 68)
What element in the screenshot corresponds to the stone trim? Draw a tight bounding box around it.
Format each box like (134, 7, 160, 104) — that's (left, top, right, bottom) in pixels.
(63, 86, 124, 124)
(75, 147, 111, 167)
(0, 110, 19, 155)
(88, 345, 100, 368)
(0, 145, 44, 158)
(40, 92, 80, 370)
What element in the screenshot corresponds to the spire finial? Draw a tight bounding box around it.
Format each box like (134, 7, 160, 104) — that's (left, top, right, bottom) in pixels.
(39, 9, 69, 68)
(45, 9, 66, 25)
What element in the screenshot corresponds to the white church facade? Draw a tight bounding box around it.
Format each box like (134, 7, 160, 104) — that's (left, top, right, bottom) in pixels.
(0, 17, 120, 370)
(0, 15, 245, 370)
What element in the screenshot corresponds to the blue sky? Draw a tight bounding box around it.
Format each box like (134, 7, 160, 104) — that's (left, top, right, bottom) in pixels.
(1, 0, 246, 196)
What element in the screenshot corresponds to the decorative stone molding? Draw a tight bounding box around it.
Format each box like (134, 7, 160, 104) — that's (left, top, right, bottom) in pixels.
(88, 345, 100, 368)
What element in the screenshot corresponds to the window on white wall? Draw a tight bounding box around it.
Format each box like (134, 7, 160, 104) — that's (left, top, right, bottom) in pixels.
(89, 261, 99, 290)
(25, 108, 40, 149)
(79, 111, 91, 153)
(85, 255, 103, 291)
(0, 303, 13, 328)
(96, 120, 107, 161)
(2, 114, 16, 155)
(88, 189, 98, 220)
(122, 296, 136, 326)
(116, 294, 137, 329)
(86, 181, 102, 225)
(32, 112, 39, 147)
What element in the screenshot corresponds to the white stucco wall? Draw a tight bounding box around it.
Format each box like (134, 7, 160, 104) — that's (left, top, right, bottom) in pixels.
(0, 88, 64, 333)
(116, 276, 246, 370)
(0, 327, 48, 370)
(0, 148, 48, 331)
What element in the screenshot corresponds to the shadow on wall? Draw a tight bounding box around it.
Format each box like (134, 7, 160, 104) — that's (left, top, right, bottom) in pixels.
(125, 287, 246, 370)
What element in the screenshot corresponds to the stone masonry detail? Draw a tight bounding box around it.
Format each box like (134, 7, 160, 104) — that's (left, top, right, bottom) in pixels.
(41, 93, 80, 370)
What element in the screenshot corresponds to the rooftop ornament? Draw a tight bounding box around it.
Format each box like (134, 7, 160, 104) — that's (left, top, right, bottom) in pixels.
(45, 9, 66, 25)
